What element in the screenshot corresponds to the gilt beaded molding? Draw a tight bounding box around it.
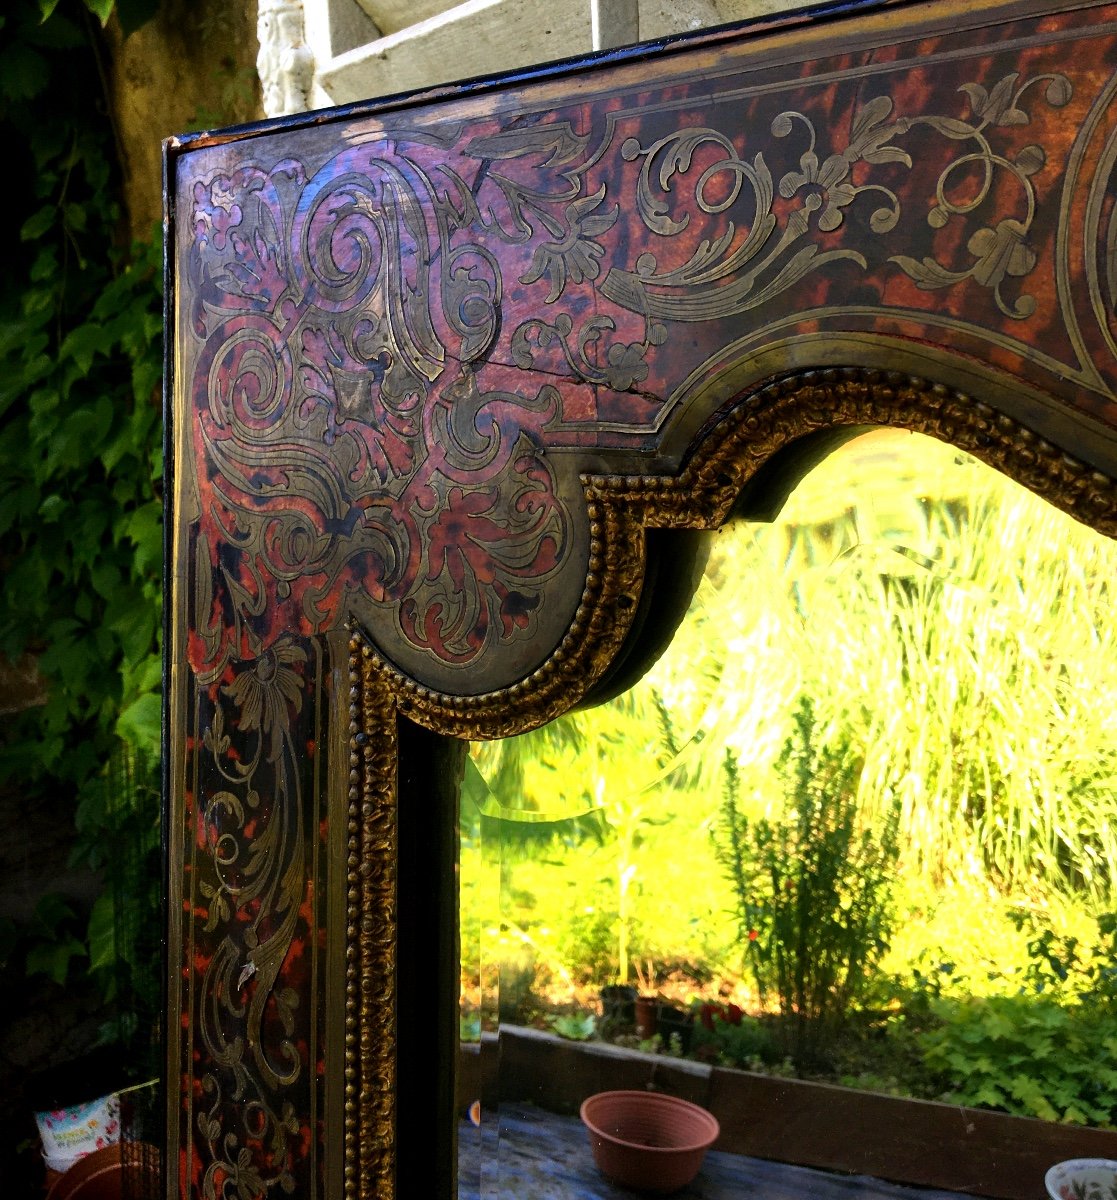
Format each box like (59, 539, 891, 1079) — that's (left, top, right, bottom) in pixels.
(346, 641, 396, 1200)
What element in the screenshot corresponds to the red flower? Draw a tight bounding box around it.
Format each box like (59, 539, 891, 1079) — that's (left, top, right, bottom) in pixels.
(748, 929, 759, 942)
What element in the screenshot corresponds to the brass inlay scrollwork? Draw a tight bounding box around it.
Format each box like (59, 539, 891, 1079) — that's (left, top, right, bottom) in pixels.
(889, 72, 1072, 320)
(195, 639, 310, 1198)
(188, 144, 576, 681)
(1106, 191, 1117, 318)
(183, 51, 1092, 694)
(600, 71, 1070, 328)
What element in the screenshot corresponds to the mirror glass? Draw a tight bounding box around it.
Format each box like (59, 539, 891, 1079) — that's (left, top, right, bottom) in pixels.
(456, 428, 1117, 1200)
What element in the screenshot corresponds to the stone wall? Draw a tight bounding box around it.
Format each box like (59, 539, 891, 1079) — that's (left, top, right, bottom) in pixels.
(104, 0, 265, 244)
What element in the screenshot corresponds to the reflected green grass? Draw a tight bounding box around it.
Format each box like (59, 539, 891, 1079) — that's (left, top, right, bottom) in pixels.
(461, 430, 1117, 1112)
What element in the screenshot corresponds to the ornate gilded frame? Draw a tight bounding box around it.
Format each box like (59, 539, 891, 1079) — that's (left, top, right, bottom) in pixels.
(164, 0, 1117, 1195)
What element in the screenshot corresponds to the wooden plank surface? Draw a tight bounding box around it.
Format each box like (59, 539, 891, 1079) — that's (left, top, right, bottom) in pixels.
(466, 1027, 1117, 1200)
(457, 1100, 981, 1199)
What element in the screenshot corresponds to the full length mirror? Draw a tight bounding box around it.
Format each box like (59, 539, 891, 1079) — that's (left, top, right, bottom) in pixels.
(458, 430, 1117, 1200)
(165, 0, 1117, 1195)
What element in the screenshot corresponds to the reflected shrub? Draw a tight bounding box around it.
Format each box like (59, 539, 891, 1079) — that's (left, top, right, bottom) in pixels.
(716, 696, 901, 1072)
(555, 902, 622, 986)
(497, 949, 541, 1024)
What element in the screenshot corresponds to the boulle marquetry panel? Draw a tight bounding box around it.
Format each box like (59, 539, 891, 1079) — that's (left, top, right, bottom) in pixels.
(164, 0, 1117, 1195)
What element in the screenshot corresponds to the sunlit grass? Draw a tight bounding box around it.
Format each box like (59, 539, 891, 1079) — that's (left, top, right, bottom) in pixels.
(464, 429, 1117, 1019)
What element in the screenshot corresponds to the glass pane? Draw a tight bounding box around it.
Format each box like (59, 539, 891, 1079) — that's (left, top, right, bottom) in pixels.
(458, 429, 1117, 1200)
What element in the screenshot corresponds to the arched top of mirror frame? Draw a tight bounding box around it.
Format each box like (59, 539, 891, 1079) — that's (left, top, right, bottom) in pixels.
(165, 0, 1117, 1195)
(170, 0, 1117, 746)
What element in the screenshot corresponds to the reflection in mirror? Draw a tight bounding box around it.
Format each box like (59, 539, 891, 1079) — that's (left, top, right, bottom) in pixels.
(456, 429, 1117, 1200)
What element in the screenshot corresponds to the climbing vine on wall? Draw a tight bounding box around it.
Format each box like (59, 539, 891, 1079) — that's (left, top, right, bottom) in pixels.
(0, 0, 162, 1000)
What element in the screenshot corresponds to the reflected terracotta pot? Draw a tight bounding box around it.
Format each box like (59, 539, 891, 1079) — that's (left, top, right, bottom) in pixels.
(44, 1143, 160, 1200)
(580, 1089, 719, 1194)
(635, 995, 658, 1039)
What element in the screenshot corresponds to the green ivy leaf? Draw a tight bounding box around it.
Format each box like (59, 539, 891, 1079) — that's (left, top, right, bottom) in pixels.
(116, 691, 161, 747)
(81, 0, 115, 26)
(123, 502, 163, 576)
(86, 892, 117, 975)
(37, 493, 67, 523)
(0, 43, 49, 100)
(26, 934, 86, 985)
(30, 892, 77, 939)
(60, 322, 108, 374)
(20, 205, 56, 242)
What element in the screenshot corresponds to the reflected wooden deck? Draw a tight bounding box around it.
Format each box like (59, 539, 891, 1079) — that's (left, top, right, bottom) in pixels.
(467, 1028, 1117, 1199)
(457, 1102, 980, 1200)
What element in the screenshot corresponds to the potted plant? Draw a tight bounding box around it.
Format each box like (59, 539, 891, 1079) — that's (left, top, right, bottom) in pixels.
(634, 993, 658, 1040)
(654, 1001, 694, 1054)
(599, 982, 637, 1027)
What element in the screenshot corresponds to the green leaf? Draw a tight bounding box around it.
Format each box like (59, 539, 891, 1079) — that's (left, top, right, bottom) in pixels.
(28, 247, 60, 284)
(60, 323, 107, 375)
(116, 692, 161, 747)
(123, 502, 162, 575)
(87, 892, 117, 975)
(548, 1012, 597, 1040)
(0, 43, 49, 100)
(26, 935, 86, 985)
(967, 1083, 1006, 1108)
(90, 561, 124, 600)
(31, 892, 77, 939)
(38, 492, 66, 522)
(129, 653, 162, 695)
(20, 205, 56, 242)
(74, 783, 108, 837)
(63, 201, 88, 234)
(82, 0, 115, 26)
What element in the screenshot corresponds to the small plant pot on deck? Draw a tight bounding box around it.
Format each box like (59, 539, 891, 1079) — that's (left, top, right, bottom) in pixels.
(635, 995, 658, 1040)
(580, 1089, 720, 1194)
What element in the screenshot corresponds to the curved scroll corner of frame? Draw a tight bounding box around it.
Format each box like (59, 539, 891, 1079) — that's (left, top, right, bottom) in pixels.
(340, 604, 603, 740)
